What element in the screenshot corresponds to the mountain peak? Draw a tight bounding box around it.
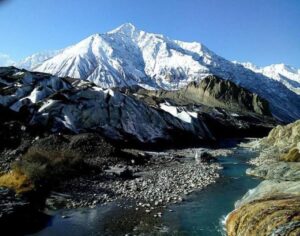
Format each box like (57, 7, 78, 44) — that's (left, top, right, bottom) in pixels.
(108, 23, 138, 35)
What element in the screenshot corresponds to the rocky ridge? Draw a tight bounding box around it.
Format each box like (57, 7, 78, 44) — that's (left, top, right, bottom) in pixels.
(0, 67, 275, 146)
(0, 66, 214, 145)
(136, 75, 271, 116)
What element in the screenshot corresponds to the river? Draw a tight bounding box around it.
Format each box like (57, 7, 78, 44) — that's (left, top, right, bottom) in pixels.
(28, 146, 260, 236)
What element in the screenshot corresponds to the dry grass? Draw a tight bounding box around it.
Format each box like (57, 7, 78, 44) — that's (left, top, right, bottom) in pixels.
(0, 146, 83, 193)
(0, 169, 34, 193)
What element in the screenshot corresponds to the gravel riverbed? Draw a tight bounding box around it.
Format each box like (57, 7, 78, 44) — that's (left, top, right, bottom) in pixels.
(48, 148, 225, 211)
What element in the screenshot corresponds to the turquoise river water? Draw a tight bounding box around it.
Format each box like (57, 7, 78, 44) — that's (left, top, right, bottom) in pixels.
(28, 147, 261, 236)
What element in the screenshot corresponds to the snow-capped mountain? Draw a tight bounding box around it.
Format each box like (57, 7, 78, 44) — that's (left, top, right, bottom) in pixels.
(31, 23, 214, 90)
(16, 23, 300, 122)
(238, 62, 300, 95)
(15, 50, 61, 70)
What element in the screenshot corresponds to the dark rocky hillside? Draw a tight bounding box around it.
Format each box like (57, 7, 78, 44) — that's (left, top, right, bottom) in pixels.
(136, 75, 271, 116)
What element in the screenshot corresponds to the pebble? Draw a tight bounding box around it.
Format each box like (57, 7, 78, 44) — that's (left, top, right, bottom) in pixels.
(56, 149, 221, 210)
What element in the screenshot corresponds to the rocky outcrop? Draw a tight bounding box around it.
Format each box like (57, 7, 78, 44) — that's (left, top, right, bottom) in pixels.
(136, 75, 277, 139)
(246, 120, 300, 165)
(246, 162, 300, 181)
(227, 195, 300, 236)
(138, 75, 271, 116)
(0, 67, 215, 146)
(235, 180, 300, 208)
(281, 147, 300, 162)
(226, 120, 300, 235)
(227, 179, 300, 236)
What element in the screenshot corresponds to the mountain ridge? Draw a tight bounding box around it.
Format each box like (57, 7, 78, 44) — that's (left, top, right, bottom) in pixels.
(236, 61, 300, 95)
(0, 66, 276, 146)
(11, 23, 300, 122)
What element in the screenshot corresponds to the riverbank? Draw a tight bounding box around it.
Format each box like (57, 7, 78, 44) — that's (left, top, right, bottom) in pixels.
(0, 145, 228, 235)
(47, 148, 223, 210)
(226, 121, 300, 236)
(22, 145, 260, 236)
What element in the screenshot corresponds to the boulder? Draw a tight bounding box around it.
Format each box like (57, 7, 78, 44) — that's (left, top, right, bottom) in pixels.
(281, 147, 300, 162)
(235, 180, 300, 208)
(226, 195, 300, 236)
(246, 162, 300, 181)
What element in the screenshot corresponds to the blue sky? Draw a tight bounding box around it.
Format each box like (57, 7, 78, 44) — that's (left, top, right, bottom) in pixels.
(0, 0, 299, 68)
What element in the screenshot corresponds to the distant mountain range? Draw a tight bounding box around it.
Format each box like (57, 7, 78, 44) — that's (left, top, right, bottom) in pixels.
(234, 62, 300, 95)
(11, 23, 300, 122)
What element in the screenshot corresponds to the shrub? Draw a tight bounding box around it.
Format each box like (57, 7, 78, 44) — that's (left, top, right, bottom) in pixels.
(0, 169, 34, 193)
(12, 147, 83, 186)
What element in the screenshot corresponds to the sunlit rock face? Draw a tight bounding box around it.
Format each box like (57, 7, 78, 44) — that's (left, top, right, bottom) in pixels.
(226, 120, 300, 236)
(246, 120, 300, 166)
(136, 75, 271, 116)
(226, 195, 300, 236)
(234, 180, 300, 208)
(246, 162, 300, 181)
(226, 177, 300, 236)
(260, 120, 300, 152)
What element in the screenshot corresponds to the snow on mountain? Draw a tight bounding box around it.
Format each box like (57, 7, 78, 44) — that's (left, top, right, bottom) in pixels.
(238, 62, 300, 95)
(18, 23, 300, 122)
(0, 67, 214, 143)
(30, 23, 212, 89)
(0, 53, 15, 66)
(15, 50, 61, 70)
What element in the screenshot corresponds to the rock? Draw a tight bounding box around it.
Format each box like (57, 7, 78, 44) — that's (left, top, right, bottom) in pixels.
(56, 149, 220, 209)
(0, 67, 279, 149)
(45, 192, 72, 210)
(226, 196, 300, 236)
(235, 180, 300, 208)
(104, 165, 133, 178)
(199, 152, 217, 163)
(250, 120, 300, 165)
(281, 147, 300, 162)
(0, 187, 29, 219)
(138, 75, 271, 116)
(228, 120, 300, 236)
(246, 162, 300, 181)
(0, 67, 217, 147)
